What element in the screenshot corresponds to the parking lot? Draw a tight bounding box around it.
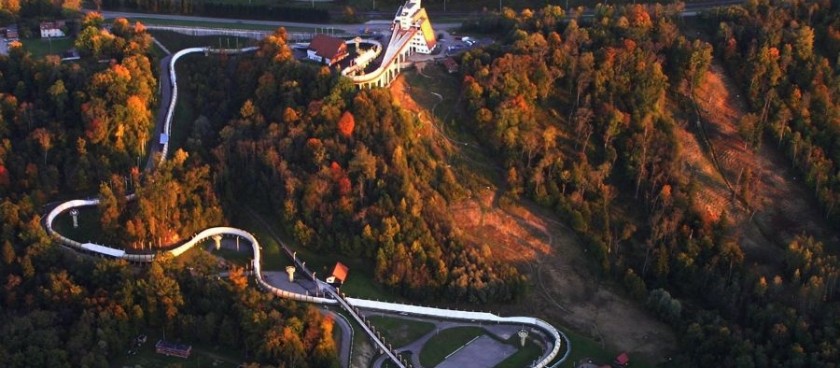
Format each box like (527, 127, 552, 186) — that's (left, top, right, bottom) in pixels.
(439, 33, 488, 56)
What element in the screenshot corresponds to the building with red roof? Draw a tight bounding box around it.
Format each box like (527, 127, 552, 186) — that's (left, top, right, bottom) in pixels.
(307, 34, 349, 66)
(327, 262, 349, 285)
(613, 352, 630, 367)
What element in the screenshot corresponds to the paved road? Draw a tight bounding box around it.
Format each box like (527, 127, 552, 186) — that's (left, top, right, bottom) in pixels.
(93, 9, 463, 32)
(365, 311, 525, 368)
(145, 54, 171, 171)
(323, 308, 354, 368)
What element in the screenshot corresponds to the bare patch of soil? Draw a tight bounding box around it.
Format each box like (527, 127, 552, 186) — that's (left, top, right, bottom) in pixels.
(689, 63, 840, 267)
(391, 73, 677, 362)
(451, 190, 676, 362)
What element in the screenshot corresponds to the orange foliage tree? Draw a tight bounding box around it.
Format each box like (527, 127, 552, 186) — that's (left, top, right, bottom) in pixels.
(337, 111, 355, 137)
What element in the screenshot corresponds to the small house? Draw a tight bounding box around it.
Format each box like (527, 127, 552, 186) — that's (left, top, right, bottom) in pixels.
(441, 57, 459, 73)
(5, 26, 19, 41)
(326, 262, 349, 286)
(307, 34, 348, 66)
(40, 21, 66, 39)
(613, 352, 630, 367)
(155, 340, 192, 358)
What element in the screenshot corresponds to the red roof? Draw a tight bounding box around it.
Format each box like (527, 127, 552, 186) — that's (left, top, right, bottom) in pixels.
(442, 57, 459, 73)
(308, 34, 347, 61)
(331, 262, 349, 283)
(615, 352, 630, 365)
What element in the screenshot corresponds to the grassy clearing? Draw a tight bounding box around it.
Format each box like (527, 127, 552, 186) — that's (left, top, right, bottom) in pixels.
(331, 307, 377, 368)
(212, 246, 253, 266)
(419, 326, 485, 368)
(228, 211, 291, 271)
(51, 206, 110, 245)
(494, 336, 542, 368)
(366, 315, 435, 348)
(403, 66, 460, 122)
(22, 37, 75, 57)
(235, 202, 395, 300)
(169, 56, 201, 149)
(111, 334, 243, 368)
(556, 328, 655, 368)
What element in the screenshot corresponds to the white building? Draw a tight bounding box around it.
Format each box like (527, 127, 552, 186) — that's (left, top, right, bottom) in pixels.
(393, 0, 436, 54)
(40, 21, 66, 39)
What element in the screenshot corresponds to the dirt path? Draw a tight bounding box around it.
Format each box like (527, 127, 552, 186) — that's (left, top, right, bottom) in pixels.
(689, 62, 840, 268)
(391, 73, 677, 363)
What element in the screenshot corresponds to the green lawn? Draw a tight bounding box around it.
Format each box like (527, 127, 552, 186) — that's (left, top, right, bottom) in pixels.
(51, 206, 111, 245)
(212, 246, 254, 266)
(233, 204, 395, 300)
(557, 328, 654, 368)
(23, 37, 75, 58)
(330, 307, 375, 368)
(169, 57, 200, 151)
(366, 315, 435, 348)
(229, 211, 293, 271)
(494, 335, 542, 368)
(111, 334, 243, 368)
(419, 326, 485, 368)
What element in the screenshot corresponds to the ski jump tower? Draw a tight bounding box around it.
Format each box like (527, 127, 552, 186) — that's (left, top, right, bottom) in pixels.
(346, 0, 437, 88)
(394, 0, 437, 54)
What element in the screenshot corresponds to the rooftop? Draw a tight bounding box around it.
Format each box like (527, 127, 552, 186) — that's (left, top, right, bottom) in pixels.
(331, 262, 349, 283)
(308, 34, 347, 60)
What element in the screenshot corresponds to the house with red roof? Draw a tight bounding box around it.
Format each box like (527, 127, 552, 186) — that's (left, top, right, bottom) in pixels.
(326, 262, 349, 286)
(307, 34, 348, 66)
(613, 352, 630, 367)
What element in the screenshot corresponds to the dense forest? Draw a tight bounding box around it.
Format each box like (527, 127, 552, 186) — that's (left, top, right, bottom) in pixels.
(4, 0, 840, 366)
(174, 27, 526, 303)
(708, 0, 840, 223)
(0, 10, 338, 367)
(458, 2, 840, 366)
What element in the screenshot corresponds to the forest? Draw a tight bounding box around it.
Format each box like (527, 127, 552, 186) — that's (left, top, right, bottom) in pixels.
(0, 8, 337, 368)
(3, 0, 840, 367)
(175, 27, 526, 303)
(458, 1, 840, 366)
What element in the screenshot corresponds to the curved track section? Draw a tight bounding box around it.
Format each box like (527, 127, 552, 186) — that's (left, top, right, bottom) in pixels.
(161, 47, 258, 165)
(43, 44, 569, 367)
(341, 39, 383, 76)
(346, 26, 416, 86)
(348, 299, 570, 367)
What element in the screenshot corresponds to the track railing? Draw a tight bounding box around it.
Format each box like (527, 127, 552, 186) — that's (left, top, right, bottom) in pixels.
(43, 43, 570, 368)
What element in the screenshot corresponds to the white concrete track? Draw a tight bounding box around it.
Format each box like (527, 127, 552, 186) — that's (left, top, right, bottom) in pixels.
(42, 43, 569, 367)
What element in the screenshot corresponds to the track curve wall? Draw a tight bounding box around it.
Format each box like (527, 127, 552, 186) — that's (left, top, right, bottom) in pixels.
(43, 43, 569, 367)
